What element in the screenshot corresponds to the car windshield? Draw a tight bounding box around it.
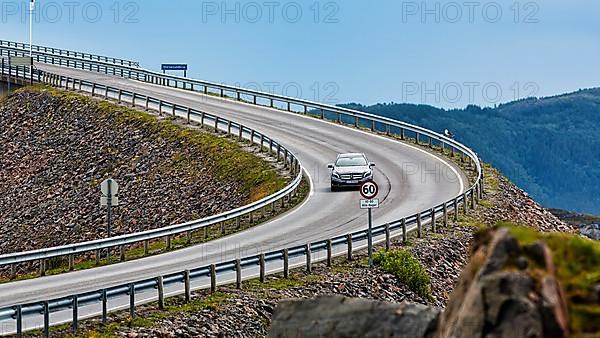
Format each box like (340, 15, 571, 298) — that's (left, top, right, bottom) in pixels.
(336, 156, 367, 167)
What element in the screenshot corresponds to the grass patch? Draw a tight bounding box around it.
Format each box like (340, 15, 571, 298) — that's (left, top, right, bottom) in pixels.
(500, 223, 600, 335)
(373, 249, 434, 302)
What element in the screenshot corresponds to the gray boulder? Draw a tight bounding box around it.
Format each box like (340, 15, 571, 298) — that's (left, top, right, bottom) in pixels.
(268, 295, 440, 338)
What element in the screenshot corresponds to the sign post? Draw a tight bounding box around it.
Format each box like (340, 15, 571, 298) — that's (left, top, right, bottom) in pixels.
(360, 180, 379, 267)
(101, 179, 119, 260)
(161, 64, 188, 77)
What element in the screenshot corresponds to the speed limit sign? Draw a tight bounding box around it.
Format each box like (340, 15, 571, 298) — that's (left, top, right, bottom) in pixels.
(360, 180, 379, 199)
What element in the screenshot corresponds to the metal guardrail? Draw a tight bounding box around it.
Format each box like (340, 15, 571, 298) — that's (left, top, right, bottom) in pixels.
(0, 64, 303, 268)
(0, 45, 484, 336)
(0, 39, 140, 67)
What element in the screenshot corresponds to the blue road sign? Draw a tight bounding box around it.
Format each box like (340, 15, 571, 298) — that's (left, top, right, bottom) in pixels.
(161, 64, 188, 71)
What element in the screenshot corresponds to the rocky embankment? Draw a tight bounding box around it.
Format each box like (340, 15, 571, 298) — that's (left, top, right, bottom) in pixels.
(38, 148, 589, 337)
(0, 88, 286, 259)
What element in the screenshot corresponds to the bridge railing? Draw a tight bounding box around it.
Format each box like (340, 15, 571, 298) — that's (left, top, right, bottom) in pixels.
(0, 40, 140, 68)
(0, 47, 483, 336)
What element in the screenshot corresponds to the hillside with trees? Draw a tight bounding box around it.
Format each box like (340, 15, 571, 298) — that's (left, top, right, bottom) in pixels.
(340, 88, 600, 214)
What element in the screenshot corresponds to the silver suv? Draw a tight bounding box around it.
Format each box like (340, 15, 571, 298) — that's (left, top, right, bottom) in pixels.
(327, 153, 375, 191)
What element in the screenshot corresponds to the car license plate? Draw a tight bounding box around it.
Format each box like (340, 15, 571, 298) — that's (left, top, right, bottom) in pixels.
(348, 180, 358, 184)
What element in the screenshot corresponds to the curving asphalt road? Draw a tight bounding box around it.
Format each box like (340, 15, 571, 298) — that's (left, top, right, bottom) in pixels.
(0, 64, 468, 332)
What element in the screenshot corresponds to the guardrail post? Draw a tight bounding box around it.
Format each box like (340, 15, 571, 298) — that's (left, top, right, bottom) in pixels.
(306, 244, 312, 273)
(249, 129, 255, 144)
(320, 109, 324, 119)
(43, 301, 49, 338)
(144, 240, 149, 255)
(431, 207, 437, 233)
(68, 254, 74, 271)
(210, 264, 217, 293)
(145, 96, 149, 111)
(277, 144, 281, 162)
(371, 120, 376, 132)
(454, 197, 459, 221)
(220, 221, 225, 234)
(72, 295, 78, 334)
(347, 234, 353, 261)
(260, 134, 264, 151)
(158, 100, 163, 116)
(402, 218, 407, 243)
(186, 230, 192, 244)
(326, 239, 332, 267)
(337, 112, 341, 124)
(220, 88, 224, 97)
(39, 259, 46, 276)
(253, 96, 257, 105)
(287, 102, 291, 112)
(120, 245, 126, 261)
(354, 116, 359, 127)
(235, 259, 242, 289)
(236, 216, 241, 229)
(386, 124, 391, 136)
(184, 270, 191, 302)
(117, 89, 122, 103)
(91, 83, 96, 96)
(172, 104, 176, 117)
(166, 236, 171, 249)
(157, 276, 165, 310)
(428, 136, 433, 148)
(16, 305, 22, 338)
(385, 223, 391, 251)
(463, 192, 468, 215)
(214, 116, 219, 131)
(227, 120, 232, 134)
(400, 128, 405, 140)
(415, 132, 420, 145)
(238, 124, 243, 140)
(259, 254, 266, 283)
(104, 86, 109, 98)
(451, 146, 455, 157)
(10, 263, 16, 279)
(304, 105, 308, 114)
(249, 211, 254, 224)
(204, 226, 209, 239)
(102, 289, 108, 324)
(269, 98, 274, 107)
(283, 249, 289, 278)
(129, 283, 136, 318)
(470, 189, 476, 210)
(443, 203, 448, 227)
(417, 213, 422, 238)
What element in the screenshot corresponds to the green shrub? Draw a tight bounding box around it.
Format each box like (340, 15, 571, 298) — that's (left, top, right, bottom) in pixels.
(373, 249, 434, 301)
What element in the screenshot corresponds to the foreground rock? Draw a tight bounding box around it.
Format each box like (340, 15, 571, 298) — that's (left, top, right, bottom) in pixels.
(437, 228, 569, 337)
(269, 295, 440, 338)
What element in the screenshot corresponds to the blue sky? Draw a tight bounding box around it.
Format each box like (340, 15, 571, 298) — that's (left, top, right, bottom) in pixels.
(2, 0, 599, 108)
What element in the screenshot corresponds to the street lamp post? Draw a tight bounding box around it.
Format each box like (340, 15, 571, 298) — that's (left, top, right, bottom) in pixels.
(29, 0, 35, 56)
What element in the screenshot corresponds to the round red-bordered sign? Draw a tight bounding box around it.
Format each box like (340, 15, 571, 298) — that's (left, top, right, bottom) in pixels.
(360, 180, 379, 199)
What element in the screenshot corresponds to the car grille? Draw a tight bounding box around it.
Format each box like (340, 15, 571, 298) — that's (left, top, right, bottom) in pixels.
(340, 173, 363, 180)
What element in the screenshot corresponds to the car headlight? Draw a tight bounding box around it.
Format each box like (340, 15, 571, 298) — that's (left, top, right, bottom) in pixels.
(332, 171, 340, 178)
(363, 171, 372, 178)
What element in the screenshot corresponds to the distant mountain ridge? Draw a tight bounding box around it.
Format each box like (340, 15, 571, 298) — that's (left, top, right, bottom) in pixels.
(340, 88, 600, 214)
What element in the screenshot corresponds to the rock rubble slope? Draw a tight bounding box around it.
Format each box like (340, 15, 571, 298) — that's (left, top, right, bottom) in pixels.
(0, 87, 287, 255)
